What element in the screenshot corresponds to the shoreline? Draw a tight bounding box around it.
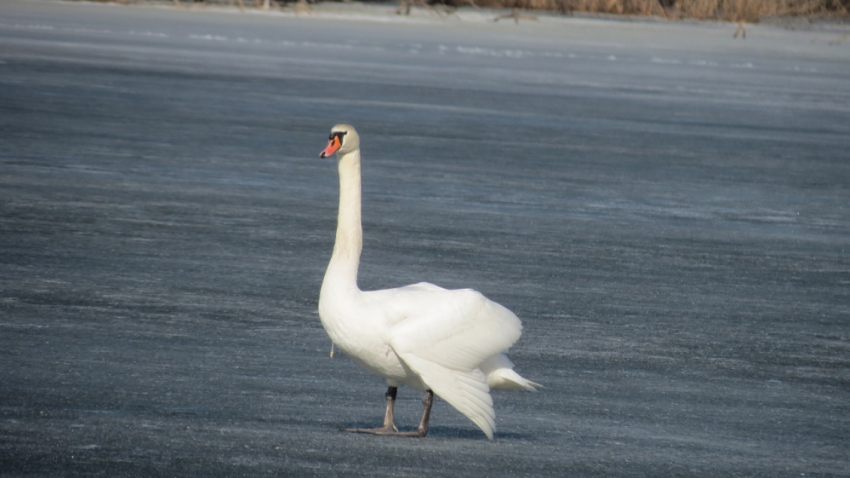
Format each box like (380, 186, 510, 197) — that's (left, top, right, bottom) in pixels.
(55, 0, 850, 30)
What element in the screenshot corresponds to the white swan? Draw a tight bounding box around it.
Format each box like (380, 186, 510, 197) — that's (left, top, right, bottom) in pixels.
(317, 124, 539, 440)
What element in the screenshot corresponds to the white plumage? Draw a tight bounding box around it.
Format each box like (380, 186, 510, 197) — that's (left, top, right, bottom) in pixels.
(317, 124, 538, 440)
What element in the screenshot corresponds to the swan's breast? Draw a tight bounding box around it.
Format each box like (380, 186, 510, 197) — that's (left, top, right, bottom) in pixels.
(318, 294, 411, 383)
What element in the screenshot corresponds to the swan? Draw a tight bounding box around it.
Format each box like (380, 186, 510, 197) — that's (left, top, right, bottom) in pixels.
(317, 124, 539, 440)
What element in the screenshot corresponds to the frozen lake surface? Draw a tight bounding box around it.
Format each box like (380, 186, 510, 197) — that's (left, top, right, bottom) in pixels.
(1, 0, 849, 475)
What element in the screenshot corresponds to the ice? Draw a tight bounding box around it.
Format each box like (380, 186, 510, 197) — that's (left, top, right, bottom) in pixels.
(0, 0, 849, 476)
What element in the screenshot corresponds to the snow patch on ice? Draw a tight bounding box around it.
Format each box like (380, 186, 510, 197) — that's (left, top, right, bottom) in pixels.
(73, 444, 100, 450)
(452, 45, 563, 59)
(689, 59, 718, 66)
(651, 57, 682, 64)
(128, 30, 168, 38)
(189, 34, 228, 41)
(652, 58, 721, 67)
(300, 41, 353, 49)
(0, 22, 55, 30)
(71, 27, 113, 34)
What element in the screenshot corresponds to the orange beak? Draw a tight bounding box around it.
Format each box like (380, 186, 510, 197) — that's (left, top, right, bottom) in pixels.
(320, 136, 342, 158)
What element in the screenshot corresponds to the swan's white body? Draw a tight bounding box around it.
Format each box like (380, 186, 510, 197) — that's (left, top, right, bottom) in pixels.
(318, 125, 537, 439)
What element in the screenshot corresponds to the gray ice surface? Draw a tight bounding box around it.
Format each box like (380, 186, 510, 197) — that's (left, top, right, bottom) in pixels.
(1, 0, 849, 476)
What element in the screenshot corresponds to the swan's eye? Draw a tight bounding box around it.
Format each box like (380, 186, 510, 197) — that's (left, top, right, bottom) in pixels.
(330, 131, 347, 141)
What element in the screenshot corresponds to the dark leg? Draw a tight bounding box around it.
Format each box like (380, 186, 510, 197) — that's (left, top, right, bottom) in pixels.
(414, 390, 434, 437)
(342, 386, 399, 434)
(341, 388, 434, 438)
(381, 386, 398, 430)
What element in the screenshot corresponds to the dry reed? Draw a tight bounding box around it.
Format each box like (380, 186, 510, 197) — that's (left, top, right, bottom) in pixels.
(451, 0, 849, 20)
(74, 0, 850, 22)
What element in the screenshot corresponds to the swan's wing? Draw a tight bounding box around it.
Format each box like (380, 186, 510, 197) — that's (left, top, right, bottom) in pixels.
(400, 282, 447, 293)
(391, 290, 522, 370)
(388, 289, 523, 439)
(398, 353, 496, 439)
(361, 282, 449, 328)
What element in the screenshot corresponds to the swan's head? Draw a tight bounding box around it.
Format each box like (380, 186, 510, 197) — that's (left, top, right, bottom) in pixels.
(319, 124, 360, 158)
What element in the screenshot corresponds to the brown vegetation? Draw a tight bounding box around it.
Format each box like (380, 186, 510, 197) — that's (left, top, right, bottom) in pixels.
(445, 0, 849, 21)
(72, 0, 850, 22)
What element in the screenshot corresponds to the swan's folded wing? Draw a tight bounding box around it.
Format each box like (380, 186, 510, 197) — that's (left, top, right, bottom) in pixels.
(397, 352, 496, 439)
(390, 290, 522, 371)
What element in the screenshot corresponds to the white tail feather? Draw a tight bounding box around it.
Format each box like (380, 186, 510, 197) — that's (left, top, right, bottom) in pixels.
(481, 354, 541, 392)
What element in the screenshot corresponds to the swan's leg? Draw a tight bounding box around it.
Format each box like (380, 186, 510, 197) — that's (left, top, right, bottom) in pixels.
(342, 388, 434, 437)
(413, 390, 434, 437)
(381, 386, 398, 430)
(342, 386, 399, 434)
(367, 389, 433, 437)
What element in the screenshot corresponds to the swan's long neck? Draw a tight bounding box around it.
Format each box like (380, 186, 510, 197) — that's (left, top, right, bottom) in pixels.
(323, 149, 363, 294)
